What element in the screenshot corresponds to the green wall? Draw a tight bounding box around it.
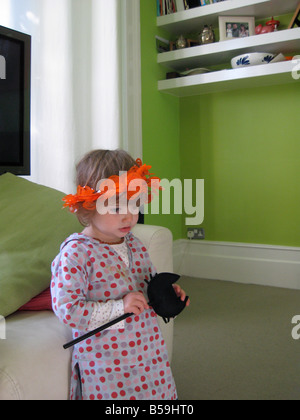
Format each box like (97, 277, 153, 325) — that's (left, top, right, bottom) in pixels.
(180, 84, 300, 247)
(140, 1, 300, 247)
(140, 0, 182, 239)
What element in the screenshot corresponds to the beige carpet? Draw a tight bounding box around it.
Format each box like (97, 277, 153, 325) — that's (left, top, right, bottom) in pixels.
(171, 276, 300, 400)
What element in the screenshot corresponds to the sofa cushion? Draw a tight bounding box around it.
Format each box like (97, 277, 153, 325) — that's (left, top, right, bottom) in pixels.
(0, 173, 81, 317)
(18, 287, 52, 311)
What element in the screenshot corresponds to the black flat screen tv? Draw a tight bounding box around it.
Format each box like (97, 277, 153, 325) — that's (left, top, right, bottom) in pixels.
(0, 25, 31, 175)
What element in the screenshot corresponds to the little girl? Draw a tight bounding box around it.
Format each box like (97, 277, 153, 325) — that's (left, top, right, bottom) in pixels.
(51, 149, 188, 400)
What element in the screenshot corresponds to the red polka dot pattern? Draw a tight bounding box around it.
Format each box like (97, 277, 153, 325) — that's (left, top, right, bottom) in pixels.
(51, 232, 177, 400)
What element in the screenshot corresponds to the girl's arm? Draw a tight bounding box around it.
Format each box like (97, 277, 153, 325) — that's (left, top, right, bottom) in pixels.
(51, 250, 125, 332)
(87, 299, 125, 331)
(51, 247, 149, 332)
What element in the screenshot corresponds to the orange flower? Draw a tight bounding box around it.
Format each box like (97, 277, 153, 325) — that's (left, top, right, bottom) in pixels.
(62, 185, 102, 213)
(62, 159, 161, 213)
(127, 160, 161, 203)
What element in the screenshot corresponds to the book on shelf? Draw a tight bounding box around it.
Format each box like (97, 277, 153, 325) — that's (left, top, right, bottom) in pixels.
(201, 0, 227, 5)
(157, 0, 188, 16)
(157, 0, 227, 16)
(200, 0, 227, 5)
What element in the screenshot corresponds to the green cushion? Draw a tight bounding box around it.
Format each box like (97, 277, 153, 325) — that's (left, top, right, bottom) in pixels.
(0, 173, 82, 317)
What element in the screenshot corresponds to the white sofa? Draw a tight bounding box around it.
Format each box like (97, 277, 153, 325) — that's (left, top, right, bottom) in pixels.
(0, 224, 174, 400)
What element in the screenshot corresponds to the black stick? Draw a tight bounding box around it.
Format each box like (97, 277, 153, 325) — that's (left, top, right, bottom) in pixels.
(63, 312, 133, 350)
(63, 299, 154, 349)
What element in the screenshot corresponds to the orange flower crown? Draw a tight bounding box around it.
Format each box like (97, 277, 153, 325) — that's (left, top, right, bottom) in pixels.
(62, 159, 161, 213)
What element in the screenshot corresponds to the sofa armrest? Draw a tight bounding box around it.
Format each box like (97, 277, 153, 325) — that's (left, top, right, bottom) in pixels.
(132, 224, 174, 272)
(0, 311, 72, 400)
(132, 224, 174, 361)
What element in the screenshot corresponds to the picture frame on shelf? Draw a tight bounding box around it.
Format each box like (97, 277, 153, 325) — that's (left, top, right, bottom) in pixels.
(288, 3, 300, 29)
(218, 16, 255, 41)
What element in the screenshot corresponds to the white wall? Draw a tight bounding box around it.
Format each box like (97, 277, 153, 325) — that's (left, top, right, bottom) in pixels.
(174, 239, 300, 290)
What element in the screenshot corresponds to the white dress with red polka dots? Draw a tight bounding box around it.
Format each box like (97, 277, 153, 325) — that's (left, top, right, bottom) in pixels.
(51, 232, 177, 400)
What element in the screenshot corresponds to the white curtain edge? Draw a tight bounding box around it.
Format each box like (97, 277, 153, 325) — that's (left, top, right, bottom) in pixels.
(121, 0, 143, 161)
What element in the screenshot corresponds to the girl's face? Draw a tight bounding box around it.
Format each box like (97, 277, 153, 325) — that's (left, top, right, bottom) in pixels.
(83, 205, 139, 243)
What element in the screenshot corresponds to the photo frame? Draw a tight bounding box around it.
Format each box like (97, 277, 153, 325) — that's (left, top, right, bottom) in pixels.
(219, 16, 255, 41)
(288, 4, 300, 29)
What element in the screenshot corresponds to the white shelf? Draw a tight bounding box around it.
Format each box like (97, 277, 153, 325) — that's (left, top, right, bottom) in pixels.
(157, 0, 300, 34)
(158, 28, 300, 71)
(157, 0, 300, 96)
(158, 59, 300, 96)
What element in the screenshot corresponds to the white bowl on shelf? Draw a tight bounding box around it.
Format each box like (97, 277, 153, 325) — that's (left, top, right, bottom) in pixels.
(231, 52, 279, 69)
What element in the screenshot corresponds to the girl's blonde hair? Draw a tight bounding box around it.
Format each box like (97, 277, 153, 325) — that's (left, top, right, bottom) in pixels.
(75, 149, 136, 226)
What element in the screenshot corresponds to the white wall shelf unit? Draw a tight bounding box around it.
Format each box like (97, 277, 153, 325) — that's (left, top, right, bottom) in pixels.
(157, 0, 300, 96)
(158, 28, 300, 71)
(157, 0, 300, 34)
(158, 59, 300, 96)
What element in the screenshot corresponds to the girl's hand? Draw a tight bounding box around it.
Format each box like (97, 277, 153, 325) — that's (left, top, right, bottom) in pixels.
(173, 284, 190, 307)
(123, 292, 149, 315)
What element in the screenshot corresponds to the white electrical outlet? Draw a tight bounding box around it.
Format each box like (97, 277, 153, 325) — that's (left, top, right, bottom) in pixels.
(187, 230, 194, 239)
(187, 228, 205, 240)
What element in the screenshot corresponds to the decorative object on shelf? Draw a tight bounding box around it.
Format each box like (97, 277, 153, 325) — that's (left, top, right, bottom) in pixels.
(199, 25, 215, 44)
(255, 23, 274, 34)
(180, 67, 211, 76)
(255, 17, 280, 35)
(170, 35, 188, 51)
(219, 16, 255, 41)
(166, 68, 213, 79)
(231, 52, 285, 69)
(170, 37, 200, 50)
(266, 17, 280, 31)
(270, 53, 286, 63)
(176, 34, 187, 49)
(288, 3, 300, 29)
